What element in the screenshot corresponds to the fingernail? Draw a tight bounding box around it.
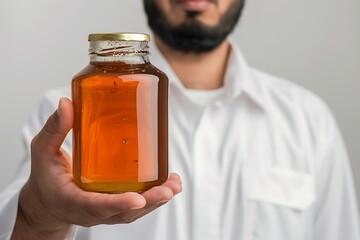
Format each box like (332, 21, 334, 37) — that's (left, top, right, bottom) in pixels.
(130, 205, 143, 210)
(57, 98, 62, 117)
(158, 200, 169, 204)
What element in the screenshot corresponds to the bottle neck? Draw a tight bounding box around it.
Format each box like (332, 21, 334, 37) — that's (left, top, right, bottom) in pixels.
(88, 40, 150, 64)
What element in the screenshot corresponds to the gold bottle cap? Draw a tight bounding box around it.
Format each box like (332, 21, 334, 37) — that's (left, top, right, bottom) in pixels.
(88, 32, 150, 42)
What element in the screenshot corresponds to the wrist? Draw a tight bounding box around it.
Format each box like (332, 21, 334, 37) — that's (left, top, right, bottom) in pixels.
(11, 182, 73, 240)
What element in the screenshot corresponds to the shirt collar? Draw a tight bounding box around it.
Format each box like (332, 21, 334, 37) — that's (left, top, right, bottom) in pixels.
(225, 38, 267, 109)
(149, 38, 266, 109)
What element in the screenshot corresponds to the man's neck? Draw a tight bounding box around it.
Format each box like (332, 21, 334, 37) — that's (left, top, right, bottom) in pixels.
(154, 37, 231, 90)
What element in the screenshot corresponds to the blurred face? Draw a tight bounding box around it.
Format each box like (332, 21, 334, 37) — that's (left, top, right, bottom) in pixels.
(143, 0, 245, 53)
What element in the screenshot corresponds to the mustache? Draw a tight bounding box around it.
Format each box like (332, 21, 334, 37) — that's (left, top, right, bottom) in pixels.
(173, 0, 219, 6)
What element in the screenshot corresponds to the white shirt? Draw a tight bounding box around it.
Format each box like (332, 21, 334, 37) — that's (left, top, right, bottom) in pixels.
(0, 40, 359, 240)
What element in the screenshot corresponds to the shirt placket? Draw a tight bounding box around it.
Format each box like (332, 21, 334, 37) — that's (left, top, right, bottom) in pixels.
(192, 105, 222, 240)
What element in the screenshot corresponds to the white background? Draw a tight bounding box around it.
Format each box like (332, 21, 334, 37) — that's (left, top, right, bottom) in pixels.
(0, 0, 359, 209)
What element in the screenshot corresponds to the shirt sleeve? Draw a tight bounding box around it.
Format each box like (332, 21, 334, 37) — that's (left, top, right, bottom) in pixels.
(0, 89, 73, 240)
(312, 104, 360, 239)
(0, 160, 30, 240)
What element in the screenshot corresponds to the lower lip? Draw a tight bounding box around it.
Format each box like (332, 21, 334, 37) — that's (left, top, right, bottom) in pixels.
(176, 0, 211, 11)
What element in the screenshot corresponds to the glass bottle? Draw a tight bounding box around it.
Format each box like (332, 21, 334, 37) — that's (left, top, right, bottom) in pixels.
(72, 33, 168, 193)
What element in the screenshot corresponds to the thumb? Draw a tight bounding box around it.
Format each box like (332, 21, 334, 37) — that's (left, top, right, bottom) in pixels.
(32, 97, 74, 154)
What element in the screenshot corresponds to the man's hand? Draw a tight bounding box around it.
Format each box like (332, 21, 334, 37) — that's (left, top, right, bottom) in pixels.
(11, 97, 182, 240)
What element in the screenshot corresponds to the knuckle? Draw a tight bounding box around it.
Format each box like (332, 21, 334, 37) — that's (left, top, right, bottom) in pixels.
(30, 135, 48, 161)
(30, 135, 39, 153)
(44, 114, 59, 135)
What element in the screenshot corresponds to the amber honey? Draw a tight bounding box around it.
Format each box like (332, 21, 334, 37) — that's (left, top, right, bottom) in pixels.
(72, 33, 168, 193)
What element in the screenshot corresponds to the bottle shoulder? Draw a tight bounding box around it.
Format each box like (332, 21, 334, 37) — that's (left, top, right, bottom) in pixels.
(72, 62, 168, 82)
(147, 63, 168, 80)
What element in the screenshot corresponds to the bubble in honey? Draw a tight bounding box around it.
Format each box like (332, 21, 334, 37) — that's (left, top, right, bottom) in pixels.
(122, 115, 128, 121)
(122, 138, 129, 144)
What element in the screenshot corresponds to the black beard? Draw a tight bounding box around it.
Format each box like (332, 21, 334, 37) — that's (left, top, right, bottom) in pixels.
(143, 0, 245, 53)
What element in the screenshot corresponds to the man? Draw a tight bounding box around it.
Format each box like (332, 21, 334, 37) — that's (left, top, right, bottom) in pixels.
(1, 0, 359, 239)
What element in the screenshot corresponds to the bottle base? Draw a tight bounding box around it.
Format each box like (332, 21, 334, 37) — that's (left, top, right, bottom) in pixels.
(77, 179, 167, 193)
